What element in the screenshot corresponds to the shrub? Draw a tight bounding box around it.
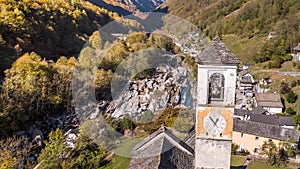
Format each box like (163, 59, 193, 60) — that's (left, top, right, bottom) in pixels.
(287, 91, 297, 103)
(280, 83, 291, 94)
(286, 107, 296, 115)
(231, 143, 239, 155)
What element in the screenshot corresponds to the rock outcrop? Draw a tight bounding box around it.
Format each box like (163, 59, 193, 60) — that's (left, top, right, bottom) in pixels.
(105, 65, 196, 120)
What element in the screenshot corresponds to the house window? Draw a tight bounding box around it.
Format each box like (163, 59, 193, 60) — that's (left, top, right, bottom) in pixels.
(254, 148, 259, 153)
(241, 132, 244, 137)
(255, 136, 259, 140)
(209, 73, 225, 103)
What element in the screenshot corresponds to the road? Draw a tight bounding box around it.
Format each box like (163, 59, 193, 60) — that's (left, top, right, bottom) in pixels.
(259, 70, 300, 77)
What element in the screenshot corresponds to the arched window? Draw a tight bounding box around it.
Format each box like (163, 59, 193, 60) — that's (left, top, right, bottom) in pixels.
(209, 73, 225, 103)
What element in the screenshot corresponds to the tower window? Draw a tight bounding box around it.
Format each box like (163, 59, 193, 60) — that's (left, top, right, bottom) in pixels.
(209, 73, 225, 103)
(255, 136, 259, 140)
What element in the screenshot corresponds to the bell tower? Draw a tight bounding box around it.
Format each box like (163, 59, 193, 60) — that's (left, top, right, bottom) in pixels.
(195, 36, 239, 169)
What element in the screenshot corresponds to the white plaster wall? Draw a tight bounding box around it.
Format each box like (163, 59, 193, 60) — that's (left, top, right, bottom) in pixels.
(263, 107, 283, 114)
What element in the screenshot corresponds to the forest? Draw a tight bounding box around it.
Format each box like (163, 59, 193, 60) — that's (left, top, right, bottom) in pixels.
(0, 0, 300, 168)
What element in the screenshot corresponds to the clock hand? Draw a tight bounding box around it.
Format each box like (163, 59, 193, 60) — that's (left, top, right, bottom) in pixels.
(215, 118, 219, 125)
(209, 116, 218, 127)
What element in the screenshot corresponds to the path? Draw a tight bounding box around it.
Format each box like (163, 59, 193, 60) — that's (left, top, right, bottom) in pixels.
(260, 70, 300, 77)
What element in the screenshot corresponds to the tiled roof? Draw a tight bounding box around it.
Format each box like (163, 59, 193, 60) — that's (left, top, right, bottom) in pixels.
(196, 36, 240, 65)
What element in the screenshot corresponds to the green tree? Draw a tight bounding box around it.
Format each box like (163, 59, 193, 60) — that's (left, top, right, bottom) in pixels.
(286, 107, 296, 115)
(38, 129, 67, 169)
(261, 139, 280, 166)
(141, 110, 154, 123)
(287, 91, 297, 103)
(63, 131, 108, 169)
(231, 143, 239, 155)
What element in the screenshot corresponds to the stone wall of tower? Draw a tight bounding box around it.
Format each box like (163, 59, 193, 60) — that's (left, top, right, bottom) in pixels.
(196, 64, 237, 169)
(195, 139, 232, 169)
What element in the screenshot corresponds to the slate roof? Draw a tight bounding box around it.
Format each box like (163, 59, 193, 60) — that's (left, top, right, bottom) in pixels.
(234, 109, 248, 116)
(196, 36, 240, 65)
(250, 106, 268, 115)
(239, 70, 249, 77)
(183, 129, 195, 150)
(128, 126, 194, 169)
(233, 119, 299, 141)
(278, 116, 295, 126)
(255, 93, 284, 108)
(249, 114, 279, 125)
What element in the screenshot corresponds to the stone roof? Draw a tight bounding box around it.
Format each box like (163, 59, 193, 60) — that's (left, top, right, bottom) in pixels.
(233, 119, 299, 141)
(239, 70, 250, 77)
(195, 36, 240, 65)
(249, 114, 279, 125)
(255, 93, 284, 108)
(250, 106, 268, 115)
(128, 126, 194, 169)
(183, 129, 195, 150)
(278, 116, 295, 126)
(234, 109, 248, 116)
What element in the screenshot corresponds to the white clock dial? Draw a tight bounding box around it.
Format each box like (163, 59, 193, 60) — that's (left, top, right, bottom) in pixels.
(203, 112, 226, 137)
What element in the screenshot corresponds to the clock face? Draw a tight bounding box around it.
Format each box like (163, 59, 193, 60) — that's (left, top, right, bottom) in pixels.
(203, 112, 226, 137)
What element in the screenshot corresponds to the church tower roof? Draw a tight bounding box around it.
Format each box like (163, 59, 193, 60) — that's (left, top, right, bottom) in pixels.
(196, 36, 240, 65)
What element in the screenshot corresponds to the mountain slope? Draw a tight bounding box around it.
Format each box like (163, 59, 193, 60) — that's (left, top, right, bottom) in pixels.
(0, 0, 118, 75)
(88, 0, 165, 15)
(159, 0, 300, 63)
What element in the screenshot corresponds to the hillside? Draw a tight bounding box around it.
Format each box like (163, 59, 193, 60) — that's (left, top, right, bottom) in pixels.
(159, 0, 300, 64)
(88, 0, 165, 15)
(0, 0, 119, 76)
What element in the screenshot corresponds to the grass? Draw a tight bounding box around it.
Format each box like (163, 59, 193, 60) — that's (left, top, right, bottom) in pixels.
(100, 137, 144, 169)
(231, 155, 247, 167)
(222, 35, 266, 64)
(100, 155, 131, 169)
(248, 160, 291, 169)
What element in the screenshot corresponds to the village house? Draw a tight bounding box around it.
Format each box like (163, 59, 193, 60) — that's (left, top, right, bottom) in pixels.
(233, 119, 299, 155)
(293, 43, 300, 61)
(256, 77, 272, 93)
(254, 93, 284, 114)
(242, 64, 254, 70)
(237, 70, 255, 93)
(234, 108, 295, 129)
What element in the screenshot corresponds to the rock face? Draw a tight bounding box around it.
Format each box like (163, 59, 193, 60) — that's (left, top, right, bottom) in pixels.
(105, 65, 196, 120)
